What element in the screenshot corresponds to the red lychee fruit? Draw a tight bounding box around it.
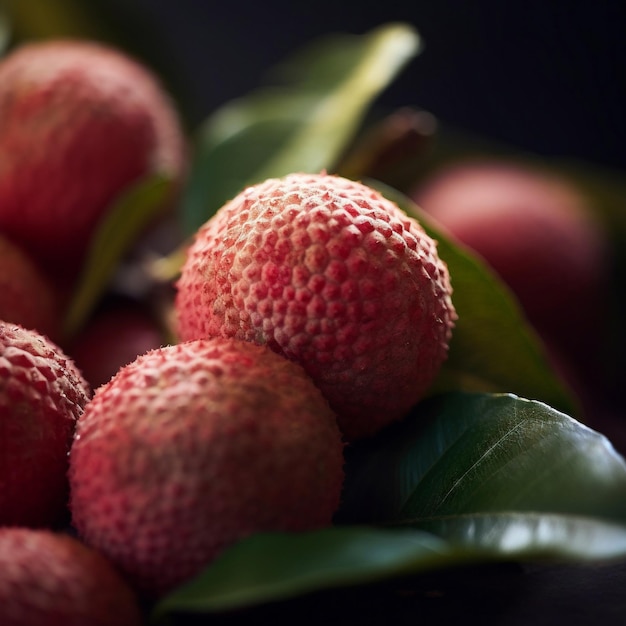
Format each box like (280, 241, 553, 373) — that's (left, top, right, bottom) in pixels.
(0, 39, 187, 282)
(175, 172, 456, 440)
(68, 300, 165, 390)
(0, 322, 91, 528)
(0, 528, 143, 626)
(0, 233, 60, 340)
(412, 159, 612, 398)
(69, 337, 345, 598)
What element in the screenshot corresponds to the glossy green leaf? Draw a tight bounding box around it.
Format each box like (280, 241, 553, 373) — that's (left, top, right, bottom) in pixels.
(153, 519, 626, 619)
(416, 512, 626, 559)
(153, 392, 626, 618)
(62, 174, 173, 339)
(182, 23, 421, 235)
(372, 182, 578, 416)
(338, 392, 626, 526)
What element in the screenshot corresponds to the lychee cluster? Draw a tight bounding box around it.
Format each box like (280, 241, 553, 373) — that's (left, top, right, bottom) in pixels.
(0, 38, 190, 623)
(60, 170, 454, 605)
(0, 16, 621, 626)
(0, 34, 460, 624)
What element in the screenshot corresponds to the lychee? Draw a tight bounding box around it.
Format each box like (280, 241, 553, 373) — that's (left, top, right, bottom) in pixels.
(175, 172, 456, 440)
(0, 322, 91, 528)
(0, 39, 187, 281)
(0, 233, 60, 339)
(68, 299, 165, 389)
(0, 528, 142, 626)
(412, 159, 612, 397)
(69, 337, 345, 598)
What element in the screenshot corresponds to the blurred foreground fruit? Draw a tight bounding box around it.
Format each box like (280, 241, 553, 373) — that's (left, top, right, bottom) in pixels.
(412, 159, 613, 402)
(0, 39, 187, 284)
(69, 338, 345, 598)
(0, 233, 60, 339)
(0, 322, 90, 528)
(176, 172, 456, 440)
(0, 528, 143, 626)
(68, 300, 166, 390)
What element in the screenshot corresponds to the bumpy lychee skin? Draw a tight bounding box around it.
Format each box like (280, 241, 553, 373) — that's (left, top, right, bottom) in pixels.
(0, 528, 142, 626)
(0, 322, 91, 528)
(69, 338, 345, 598)
(0, 234, 60, 340)
(175, 172, 456, 440)
(0, 39, 186, 278)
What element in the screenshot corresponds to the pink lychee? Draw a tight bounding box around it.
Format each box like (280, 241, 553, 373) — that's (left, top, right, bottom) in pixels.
(0, 39, 187, 281)
(175, 172, 456, 440)
(0, 322, 91, 528)
(0, 528, 142, 626)
(69, 337, 345, 597)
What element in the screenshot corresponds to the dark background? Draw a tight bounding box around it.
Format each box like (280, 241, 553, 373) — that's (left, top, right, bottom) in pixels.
(105, 0, 626, 173)
(4, 0, 625, 172)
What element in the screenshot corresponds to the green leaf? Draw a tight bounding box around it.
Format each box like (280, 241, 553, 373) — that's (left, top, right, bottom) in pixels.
(338, 392, 626, 526)
(152, 526, 456, 618)
(371, 182, 578, 416)
(153, 514, 626, 621)
(62, 174, 173, 339)
(182, 22, 421, 235)
(153, 520, 626, 620)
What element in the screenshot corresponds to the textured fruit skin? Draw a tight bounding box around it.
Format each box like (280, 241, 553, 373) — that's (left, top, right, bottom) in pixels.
(0, 39, 186, 278)
(175, 172, 456, 440)
(0, 322, 91, 528)
(412, 160, 612, 397)
(0, 234, 59, 339)
(0, 528, 142, 626)
(68, 301, 165, 390)
(69, 338, 345, 598)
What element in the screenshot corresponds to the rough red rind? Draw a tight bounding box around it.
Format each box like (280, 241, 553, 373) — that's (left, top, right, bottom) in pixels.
(0, 528, 142, 626)
(69, 338, 345, 598)
(175, 172, 456, 439)
(0, 39, 187, 277)
(0, 322, 91, 528)
(0, 234, 60, 340)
